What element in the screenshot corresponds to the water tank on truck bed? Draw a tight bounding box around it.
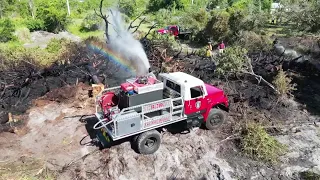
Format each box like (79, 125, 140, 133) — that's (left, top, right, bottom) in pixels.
(118, 75, 164, 112)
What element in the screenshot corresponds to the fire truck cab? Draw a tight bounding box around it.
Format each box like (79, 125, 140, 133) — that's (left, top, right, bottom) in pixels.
(159, 72, 228, 118)
(93, 72, 229, 154)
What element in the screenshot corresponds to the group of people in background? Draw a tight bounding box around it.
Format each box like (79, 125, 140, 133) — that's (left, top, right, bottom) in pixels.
(206, 41, 225, 58)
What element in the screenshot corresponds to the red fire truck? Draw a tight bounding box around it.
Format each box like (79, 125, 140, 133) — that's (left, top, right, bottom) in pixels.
(157, 25, 192, 40)
(94, 72, 229, 154)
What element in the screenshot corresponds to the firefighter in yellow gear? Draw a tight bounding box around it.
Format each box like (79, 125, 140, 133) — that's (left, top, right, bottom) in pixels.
(206, 42, 213, 57)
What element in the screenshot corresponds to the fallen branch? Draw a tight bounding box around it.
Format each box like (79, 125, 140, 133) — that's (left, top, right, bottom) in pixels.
(15, 88, 31, 106)
(0, 85, 14, 99)
(242, 70, 279, 94)
(60, 149, 99, 173)
(243, 56, 280, 94)
(14, 88, 23, 106)
(22, 88, 31, 102)
(215, 134, 240, 145)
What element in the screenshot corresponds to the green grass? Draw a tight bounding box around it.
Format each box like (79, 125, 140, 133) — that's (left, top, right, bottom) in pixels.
(65, 17, 155, 40)
(0, 40, 24, 49)
(66, 22, 104, 40)
(264, 24, 286, 37)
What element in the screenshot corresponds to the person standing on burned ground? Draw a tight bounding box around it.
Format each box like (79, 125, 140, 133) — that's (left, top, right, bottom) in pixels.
(218, 41, 225, 54)
(206, 41, 213, 58)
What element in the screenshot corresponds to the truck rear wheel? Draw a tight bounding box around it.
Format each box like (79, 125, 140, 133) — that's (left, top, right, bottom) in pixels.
(136, 130, 161, 154)
(205, 108, 225, 130)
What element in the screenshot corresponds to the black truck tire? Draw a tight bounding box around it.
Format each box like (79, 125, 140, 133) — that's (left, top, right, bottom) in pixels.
(136, 130, 161, 154)
(205, 108, 225, 130)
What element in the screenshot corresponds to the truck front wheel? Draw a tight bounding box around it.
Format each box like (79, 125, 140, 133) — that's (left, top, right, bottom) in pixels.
(205, 108, 225, 130)
(136, 130, 161, 154)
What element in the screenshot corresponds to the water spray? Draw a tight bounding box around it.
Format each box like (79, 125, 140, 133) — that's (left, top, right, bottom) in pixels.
(107, 9, 151, 76)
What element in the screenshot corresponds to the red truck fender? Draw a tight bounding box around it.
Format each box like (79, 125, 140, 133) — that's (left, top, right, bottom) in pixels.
(202, 96, 229, 121)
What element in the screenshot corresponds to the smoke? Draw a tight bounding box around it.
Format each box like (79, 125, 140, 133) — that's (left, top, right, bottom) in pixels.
(274, 44, 299, 59)
(107, 9, 150, 76)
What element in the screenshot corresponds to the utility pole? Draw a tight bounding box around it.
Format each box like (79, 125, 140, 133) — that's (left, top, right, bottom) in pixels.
(29, 0, 35, 19)
(66, 0, 71, 16)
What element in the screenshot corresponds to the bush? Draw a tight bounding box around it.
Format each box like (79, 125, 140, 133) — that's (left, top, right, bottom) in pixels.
(227, 3, 269, 35)
(15, 27, 31, 42)
(204, 10, 230, 42)
(0, 45, 55, 68)
(147, 0, 185, 12)
(241, 122, 287, 163)
(26, 19, 45, 32)
(180, 8, 210, 35)
(215, 46, 248, 76)
(151, 33, 178, 47)
(234, 31, 272, 52)
(207, 0, 229, 9)
(299, 171, 320, 180)
(153, 9, 177, 27)
(80, 13, 100, 32)
(118, 0, 147, 18)
(16, 0, 31, 18)
(0, 38, 77, 68)
(36, 0, 69, 33)
(0, 18, 16, 42)
(286, 1, 320, 33)
(46, 38, 71, 53)
(272, 68, 297, 97)
(228, 8, 247, 35)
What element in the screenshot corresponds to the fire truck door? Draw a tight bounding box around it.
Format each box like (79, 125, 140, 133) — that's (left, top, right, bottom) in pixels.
(184, 86, 208, 115)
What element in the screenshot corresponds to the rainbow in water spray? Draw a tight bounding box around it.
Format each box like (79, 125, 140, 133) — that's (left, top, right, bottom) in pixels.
(87, 41, 136, 76)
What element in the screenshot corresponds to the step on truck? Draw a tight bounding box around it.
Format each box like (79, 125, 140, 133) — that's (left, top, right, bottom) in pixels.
(93, 72, 229, 154)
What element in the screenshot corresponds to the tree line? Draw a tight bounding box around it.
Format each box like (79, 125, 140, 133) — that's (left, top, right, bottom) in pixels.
(0, 0, 319, 43)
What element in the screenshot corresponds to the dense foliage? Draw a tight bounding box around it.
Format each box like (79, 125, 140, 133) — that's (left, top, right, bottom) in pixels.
(205, 10, 230, 42)
(0, 18, 15, 42)
(0, 0, 318, 45)
(35, 0, 69, 33)
(147, 0, 186, 12)
(80, 13, 100, 32)
(214, 46, 248, 76)
(118, 0, 148, 18)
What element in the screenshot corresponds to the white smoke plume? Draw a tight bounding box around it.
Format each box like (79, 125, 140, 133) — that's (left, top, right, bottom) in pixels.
(106, 9, 150, 76)
(274, 44, 299, 59)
